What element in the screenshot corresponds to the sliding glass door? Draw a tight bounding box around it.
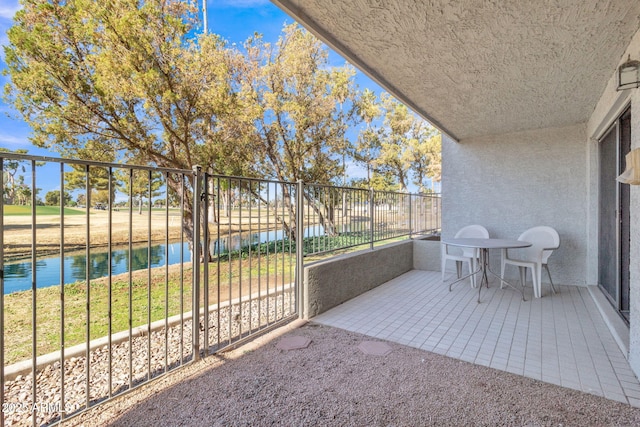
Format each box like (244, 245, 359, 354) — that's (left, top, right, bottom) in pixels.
(598, 106, 631, 323)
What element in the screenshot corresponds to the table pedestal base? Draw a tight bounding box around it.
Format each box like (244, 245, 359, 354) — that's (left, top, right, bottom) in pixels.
(447, 248, 526, 303)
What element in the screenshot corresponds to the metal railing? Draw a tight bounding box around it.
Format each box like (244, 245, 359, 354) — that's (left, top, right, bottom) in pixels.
(301, 184, 441, 256)
(0, 153, 440, 425)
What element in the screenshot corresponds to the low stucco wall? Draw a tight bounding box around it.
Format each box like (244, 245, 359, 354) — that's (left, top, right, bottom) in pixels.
(303, 240, 414, 319)
(413, 238, 442, 271)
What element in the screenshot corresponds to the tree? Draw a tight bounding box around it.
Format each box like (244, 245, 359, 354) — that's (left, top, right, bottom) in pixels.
(4, 0, 245, 248)
(45, 189, 73, 206)
(353, 88, 383, 185)
(240, 24, 361, 237)
(369, 94, 441, 192)
(116, 168, 164, 214)
(408, 132, 441, 192)
(1, 148, 28, 204)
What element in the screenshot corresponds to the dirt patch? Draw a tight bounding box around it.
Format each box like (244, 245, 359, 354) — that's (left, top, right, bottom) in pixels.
(68, 321, 640, 427)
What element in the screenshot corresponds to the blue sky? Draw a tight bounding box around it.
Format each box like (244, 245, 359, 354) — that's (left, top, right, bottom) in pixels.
(0, 0, 386, 194)
(0, 0, 378, 155)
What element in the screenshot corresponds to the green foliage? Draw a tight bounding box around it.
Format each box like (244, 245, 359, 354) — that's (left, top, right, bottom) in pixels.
(3, 0, 441, 239)
(44, 189, 74, 206)
(240, 24, 359, 185)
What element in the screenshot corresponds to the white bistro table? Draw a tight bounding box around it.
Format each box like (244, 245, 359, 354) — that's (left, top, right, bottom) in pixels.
(441, 238, 532, 303)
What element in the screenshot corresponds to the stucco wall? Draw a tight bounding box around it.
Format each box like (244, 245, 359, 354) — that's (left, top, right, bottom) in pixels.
(441, 124, 588, 286)
(303, 241, 413, 318)
(589, 28, 640, 376)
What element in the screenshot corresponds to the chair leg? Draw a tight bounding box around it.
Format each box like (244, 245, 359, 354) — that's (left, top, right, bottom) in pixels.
(544, 264, 557, 294)
(469, 258, 476, 288)
(500, 259, 506, 289)
(518, 266, 527, 291)
(441, 246, 447, 282)
(534, 264, 542, 298)
(456, 260, 462, 279)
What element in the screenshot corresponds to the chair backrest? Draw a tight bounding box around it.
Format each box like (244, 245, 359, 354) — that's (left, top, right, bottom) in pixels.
(517, 226, 560, 263)
(454, 224, 490, 239)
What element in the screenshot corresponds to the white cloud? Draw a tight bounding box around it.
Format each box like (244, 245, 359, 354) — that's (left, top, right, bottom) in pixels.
(0, 2, 20, 20)
(0, 132, 28, 146)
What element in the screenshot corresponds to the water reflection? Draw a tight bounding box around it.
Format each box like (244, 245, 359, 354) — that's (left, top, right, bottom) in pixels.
(2, 227, 321, 294)
(3, 242, 191, 295)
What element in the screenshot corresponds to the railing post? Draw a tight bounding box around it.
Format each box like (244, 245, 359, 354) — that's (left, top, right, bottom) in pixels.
(192, 165, 202, 361)
(409, 194, 413, 238)
(369, 188, 374, 250)
(296, 180, 305, 318)
(202, 172, 210, 355)
(0, 158, 4, 427)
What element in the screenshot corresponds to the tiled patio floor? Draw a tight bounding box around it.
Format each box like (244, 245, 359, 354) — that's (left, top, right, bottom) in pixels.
(313, 269, 640, 407)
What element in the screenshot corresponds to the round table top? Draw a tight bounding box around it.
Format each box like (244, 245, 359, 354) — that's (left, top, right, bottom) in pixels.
(441, 237, 532, 249)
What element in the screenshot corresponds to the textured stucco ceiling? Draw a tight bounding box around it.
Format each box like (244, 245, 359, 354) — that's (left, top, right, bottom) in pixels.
(271, 0, 640, 141)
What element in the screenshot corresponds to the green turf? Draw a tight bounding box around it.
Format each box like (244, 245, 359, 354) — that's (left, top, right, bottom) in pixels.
(3, 205, 85, 216)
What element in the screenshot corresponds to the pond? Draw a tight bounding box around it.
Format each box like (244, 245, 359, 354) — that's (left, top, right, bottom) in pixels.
(2, 227, 304, 294)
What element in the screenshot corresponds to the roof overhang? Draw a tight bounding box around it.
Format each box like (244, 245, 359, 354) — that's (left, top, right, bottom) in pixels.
(271, 1, 640, 141)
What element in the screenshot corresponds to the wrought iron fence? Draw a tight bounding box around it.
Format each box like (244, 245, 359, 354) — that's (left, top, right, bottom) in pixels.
(0, 152, 440, 425)
(301, 184, 441, 256)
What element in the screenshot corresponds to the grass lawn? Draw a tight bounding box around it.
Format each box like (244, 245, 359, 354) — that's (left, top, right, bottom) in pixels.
(3, 205, 85, 216)
(4, 252, 294, 365)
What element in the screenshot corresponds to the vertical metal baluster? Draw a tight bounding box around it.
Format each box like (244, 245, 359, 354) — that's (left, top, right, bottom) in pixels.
(164, 172, 169, 372)
(192, 166, 202, 362)
(0, 158, 4, 427)
(248, 181, 253, 333)
(203, 173, 209, 355)
(296, 181, 304, 318)
(370, 189, 374, 250)
(308, 188, 313, 254)
(325, 188, 329, 251)
(337, 186, 341, 250)
(127, 169, 133, 389)
(30, 160, 37, 427)
(273, 187, 278, 322)
(216, 177, 221, 349)
(227, 177, 232, 344)
(59, 163, 66, 419)
(179, 175, 185, 364)
(107, 167, 113, 399)
(361, 190, 365, 245)
(280, 184, 286, 320)
(409, 194, 412, 237)
(265, 183, 270, 325)
(257, 180, 262, 329)
(146, 170, 152, 380)
(324, 187, 328, 251)
(336, 188, 341, 250)
(238, 180, 242, 337)
(84, 164, 91, 410)
(288, 184, 293, 315)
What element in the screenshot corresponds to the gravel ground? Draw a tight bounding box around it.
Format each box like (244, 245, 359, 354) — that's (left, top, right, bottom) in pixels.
(64, 320, 640, 427)
(3, 293, 294, 426)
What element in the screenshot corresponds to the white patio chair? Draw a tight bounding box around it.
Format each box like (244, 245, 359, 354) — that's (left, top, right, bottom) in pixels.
(500, 226, 560, 298)
(441, 224, 489, 288)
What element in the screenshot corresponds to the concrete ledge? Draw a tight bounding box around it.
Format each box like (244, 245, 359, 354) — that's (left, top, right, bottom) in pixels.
(303, 240, 413, 318)
(413, 237, 441, 271)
